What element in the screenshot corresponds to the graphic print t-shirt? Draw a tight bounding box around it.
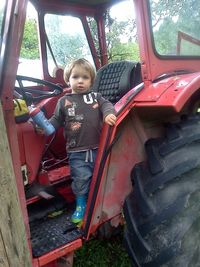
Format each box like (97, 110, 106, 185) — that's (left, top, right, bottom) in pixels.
(49, 91, 115, 152)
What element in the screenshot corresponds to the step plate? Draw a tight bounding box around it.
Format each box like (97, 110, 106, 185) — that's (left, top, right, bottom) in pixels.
(30, 212, 82, 257)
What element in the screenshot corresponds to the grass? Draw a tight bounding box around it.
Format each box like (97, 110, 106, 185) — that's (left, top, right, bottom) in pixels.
(73, 231, 131, 267)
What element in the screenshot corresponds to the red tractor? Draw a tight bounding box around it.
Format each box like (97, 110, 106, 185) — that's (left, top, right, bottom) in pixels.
(1, 0, 200, 266)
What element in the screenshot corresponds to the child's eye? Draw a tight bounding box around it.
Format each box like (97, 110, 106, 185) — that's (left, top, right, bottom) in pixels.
(83, 75, 90, 79)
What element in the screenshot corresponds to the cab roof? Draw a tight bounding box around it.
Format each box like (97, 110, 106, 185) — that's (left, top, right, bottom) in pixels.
(30, 0, 125, 9)
(59, 0, 122, 5)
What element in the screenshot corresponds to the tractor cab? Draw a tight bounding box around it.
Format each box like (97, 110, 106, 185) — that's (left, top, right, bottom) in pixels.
(1, 0, 200, 266)
(4, 0, 142, 265)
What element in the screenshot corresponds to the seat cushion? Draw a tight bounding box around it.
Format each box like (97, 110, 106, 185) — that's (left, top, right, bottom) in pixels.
(92, 61, 141, 104)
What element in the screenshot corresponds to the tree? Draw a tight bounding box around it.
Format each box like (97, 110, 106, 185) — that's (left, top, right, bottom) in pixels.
(45, 14, 92, 67)
(151, 0, 200, 55)
(105, 12, 139, 62)
(20, 3, 140, 64)
(0, 11, 3, 31)
(88, 12, 139, 63)
(20, 19, 39, 59)
(47, 32, 89, 66)
(0, 1, 6, 39)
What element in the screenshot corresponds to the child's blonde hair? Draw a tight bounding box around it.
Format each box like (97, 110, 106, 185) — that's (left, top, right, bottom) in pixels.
(64, 58, 96, 85)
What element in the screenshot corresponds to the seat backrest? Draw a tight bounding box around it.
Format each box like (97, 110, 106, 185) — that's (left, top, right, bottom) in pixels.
(92, 61, 142, 104)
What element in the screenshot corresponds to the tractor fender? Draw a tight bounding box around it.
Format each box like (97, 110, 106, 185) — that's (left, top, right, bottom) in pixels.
(133, 72, 200, 113)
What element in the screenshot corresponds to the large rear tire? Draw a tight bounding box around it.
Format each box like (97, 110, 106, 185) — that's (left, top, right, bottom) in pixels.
(123, 114, 200, 267)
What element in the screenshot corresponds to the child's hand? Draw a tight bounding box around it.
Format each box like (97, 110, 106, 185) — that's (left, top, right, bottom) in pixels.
(104, 114, 117, 126)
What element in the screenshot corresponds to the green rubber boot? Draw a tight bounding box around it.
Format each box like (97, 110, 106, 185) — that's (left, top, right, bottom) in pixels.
(71, 195, 86, 224)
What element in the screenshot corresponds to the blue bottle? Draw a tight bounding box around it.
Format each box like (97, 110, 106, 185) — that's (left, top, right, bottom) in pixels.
(29, 107, 55, 136)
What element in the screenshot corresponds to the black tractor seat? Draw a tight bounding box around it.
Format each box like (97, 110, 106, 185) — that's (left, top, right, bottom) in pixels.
(92, 60, 142, 104)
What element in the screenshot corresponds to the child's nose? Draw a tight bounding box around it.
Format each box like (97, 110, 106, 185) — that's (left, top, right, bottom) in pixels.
(78, 77, 83, 82)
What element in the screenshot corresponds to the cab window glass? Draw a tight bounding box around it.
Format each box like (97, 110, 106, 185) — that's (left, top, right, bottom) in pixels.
(17, 2, 41, 85)
(105, 0, 139, 62)
(44, 14, 94, 76)
(149, 0, 200, 57)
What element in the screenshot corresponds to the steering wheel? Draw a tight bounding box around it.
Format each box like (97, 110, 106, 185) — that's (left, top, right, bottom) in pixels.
(15, 75, 63, 104)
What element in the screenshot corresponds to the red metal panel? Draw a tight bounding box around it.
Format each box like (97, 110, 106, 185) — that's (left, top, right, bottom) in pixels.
(134, 72, 200, 112)
(37, 239, 82, 266)
(22, 122, 46, 183)
(84, 102, 147, 236)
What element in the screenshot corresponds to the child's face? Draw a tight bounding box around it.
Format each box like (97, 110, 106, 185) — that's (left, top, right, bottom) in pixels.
(69, 65, 92, 94)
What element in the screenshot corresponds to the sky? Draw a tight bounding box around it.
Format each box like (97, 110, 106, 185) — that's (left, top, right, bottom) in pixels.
(0, 1, 6, 12)
(110, 0, 135, 21)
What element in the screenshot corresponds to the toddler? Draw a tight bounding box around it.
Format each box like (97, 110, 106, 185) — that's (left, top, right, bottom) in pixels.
(49, 58, 116, 223)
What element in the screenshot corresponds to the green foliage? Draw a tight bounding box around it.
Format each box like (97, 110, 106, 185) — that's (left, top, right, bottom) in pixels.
(106, 18, 139, 62)
(74, 233, 131, 267)
(21, 5, 139, 64)
(0, 12, 3, 30)
(153, 17, 178, 54)
(109, 42, 139, 62)
(151, 0, 200, 55)
(0, 1, 6, 38)
(45, 14, 92, 66)
(47, 33, 87, 66)
(20, 19, 39, 59)
(87, 12, 139, 63)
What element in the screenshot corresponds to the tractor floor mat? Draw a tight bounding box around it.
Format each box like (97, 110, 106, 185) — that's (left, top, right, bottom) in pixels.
(30, 212, 82, 257)
(28, 195, 69, 223)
